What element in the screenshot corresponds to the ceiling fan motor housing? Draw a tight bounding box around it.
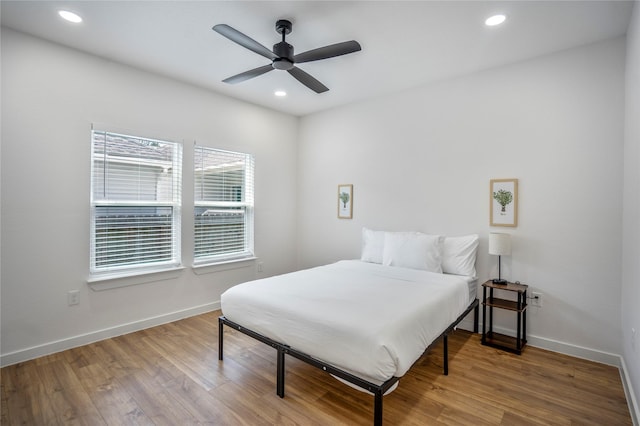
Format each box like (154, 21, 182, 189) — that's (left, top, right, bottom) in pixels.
(272, 42, 294, 70)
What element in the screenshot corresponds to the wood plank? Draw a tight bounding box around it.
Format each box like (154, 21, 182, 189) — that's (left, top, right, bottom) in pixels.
(115, 370, 196, 425)
(34, 359, 106, 425)
(212, 381, 279, 425)
(1, 364, 42, 425)
(70, 350, 153, 425)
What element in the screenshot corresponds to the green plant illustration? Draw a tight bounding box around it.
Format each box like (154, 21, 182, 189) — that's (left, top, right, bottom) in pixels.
(339, 191, 350, 208)
(493, 189, 513, 214)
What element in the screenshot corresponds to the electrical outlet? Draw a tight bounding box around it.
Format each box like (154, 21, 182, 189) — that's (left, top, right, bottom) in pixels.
(257, 262, 264, 273)
(531, 292, 542, 308)
(67, 290, 79, 306)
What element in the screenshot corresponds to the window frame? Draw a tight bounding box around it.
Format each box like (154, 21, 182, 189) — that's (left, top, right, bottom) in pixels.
(90, 129, 183, 278)
(193, 145, 255, 266)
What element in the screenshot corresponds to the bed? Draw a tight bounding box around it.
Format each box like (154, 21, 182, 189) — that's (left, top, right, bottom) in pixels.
(218, 230, 480, 425)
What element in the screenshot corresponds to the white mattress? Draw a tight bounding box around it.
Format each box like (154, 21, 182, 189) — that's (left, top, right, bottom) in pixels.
(221, 260, 474, 386)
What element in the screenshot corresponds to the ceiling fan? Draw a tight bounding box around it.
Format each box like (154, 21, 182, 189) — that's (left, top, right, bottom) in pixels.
(212, 19, 361, 93)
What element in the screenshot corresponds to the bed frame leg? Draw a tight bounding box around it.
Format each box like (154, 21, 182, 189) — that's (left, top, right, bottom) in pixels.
(277, 347, 285, 398)
(374, 390, 383, 426)
(474, 302, 479, 333)
(443, 334, 449, 376)
(218, 317, 224, 361)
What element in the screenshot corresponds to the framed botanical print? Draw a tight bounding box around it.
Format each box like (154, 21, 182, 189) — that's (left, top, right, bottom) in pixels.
(490, 179, 518, 227)
(338, 184, 353, 219)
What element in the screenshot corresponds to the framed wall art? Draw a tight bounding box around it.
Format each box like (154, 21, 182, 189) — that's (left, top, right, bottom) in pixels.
(490, 178, 518, 227)
(338, 184, 353, 219)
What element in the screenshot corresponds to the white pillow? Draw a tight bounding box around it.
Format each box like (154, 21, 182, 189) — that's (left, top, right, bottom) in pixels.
(442, 234, 479, 277)
(361, 227, 385, 264)
(382, 232, 444, 273)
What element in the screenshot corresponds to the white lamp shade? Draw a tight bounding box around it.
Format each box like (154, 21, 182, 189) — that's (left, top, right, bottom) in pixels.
(489, 233, 511, 256)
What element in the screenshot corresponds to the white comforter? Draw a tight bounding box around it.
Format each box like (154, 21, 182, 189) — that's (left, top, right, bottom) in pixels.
(221, 260, 471, 385)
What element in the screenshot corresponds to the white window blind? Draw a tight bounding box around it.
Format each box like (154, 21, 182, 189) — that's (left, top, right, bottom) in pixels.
(194, 146, 254, 263)
(90, 130, 182, 274)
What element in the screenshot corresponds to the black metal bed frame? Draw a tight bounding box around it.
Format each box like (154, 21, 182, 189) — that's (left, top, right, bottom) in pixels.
(218, 298, 479, 426)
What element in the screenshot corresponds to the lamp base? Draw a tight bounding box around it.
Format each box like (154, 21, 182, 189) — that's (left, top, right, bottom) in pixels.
(492, 278, 508, 285)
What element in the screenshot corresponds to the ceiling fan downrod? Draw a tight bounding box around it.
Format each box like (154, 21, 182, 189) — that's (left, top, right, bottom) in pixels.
(272, 20, 294, 70)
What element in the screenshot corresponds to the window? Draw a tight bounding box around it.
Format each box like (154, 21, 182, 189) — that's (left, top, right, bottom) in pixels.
(194, 146, 254, 263)
(90, 130, 182, 275)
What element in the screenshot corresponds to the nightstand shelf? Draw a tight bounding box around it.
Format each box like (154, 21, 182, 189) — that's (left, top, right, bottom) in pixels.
(481, 280, 528, 355)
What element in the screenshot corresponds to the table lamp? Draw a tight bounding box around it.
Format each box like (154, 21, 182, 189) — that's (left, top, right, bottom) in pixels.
(489, 233, 511, 284)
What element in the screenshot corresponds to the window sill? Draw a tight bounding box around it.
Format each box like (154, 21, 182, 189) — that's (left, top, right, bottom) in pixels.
(192, 257, 257, 275)
(88, 266, 185, 291)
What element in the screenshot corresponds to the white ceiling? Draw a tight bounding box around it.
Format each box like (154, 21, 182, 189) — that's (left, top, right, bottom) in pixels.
(1, 1, 634, 116)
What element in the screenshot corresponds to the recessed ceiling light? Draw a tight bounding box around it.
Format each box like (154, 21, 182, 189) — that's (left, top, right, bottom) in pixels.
(274, 90, 287, 97)
(58, 10, 83, 24)
(485, 14, 506, 27)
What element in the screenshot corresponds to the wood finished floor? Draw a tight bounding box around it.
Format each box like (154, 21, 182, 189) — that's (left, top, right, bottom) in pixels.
(1, 310, 632, 425)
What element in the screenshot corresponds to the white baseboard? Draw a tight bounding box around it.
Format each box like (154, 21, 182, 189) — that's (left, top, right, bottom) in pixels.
(525, 333, 622, 367)
(458, 318, 621, 366)
(0, 301, 220, 367)
(620, 356, 640, 426)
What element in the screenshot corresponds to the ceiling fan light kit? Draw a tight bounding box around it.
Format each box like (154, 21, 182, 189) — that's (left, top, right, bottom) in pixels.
(213, 19, 361, 93)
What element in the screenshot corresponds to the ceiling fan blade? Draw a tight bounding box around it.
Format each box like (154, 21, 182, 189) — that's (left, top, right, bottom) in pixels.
(223, 64, 274, 84)
(213, 24, 278, 61)
(287, 66, 329, 93)
(294, 40, 361, 64)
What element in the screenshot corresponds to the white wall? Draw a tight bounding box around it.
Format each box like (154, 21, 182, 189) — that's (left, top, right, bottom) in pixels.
(298, 38, 626, 361)
(622, 2, 640, 419)
(0, 28, 298, 364)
